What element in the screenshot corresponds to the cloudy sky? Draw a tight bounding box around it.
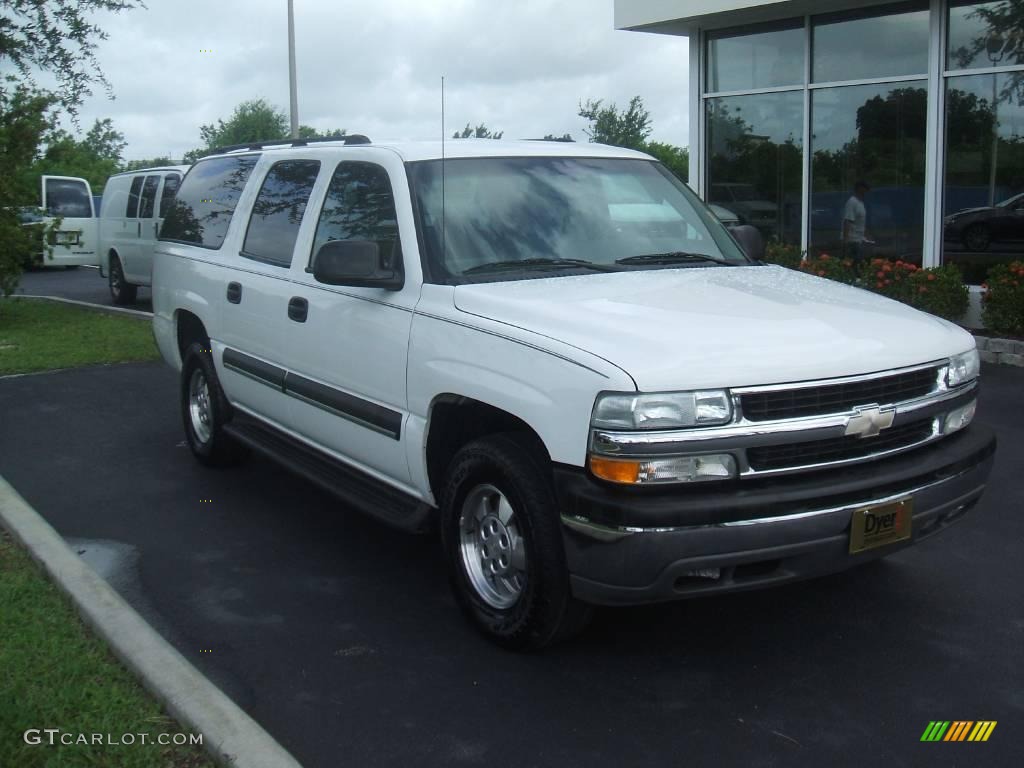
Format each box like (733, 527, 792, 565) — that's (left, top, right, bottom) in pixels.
(45, 0, 691, 162)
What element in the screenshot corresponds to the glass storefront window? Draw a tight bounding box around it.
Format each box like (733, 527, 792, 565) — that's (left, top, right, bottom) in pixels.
(813, 5, 930, 83)
(707, 24, 804, 92)
(810, 82, 928, 263)
(943, 71, 1024, 283)
(948, 0, 1024, 70)
(706, 91, 804, 244)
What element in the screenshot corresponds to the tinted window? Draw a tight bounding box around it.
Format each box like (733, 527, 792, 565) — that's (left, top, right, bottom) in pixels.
(707, 90, 804, 246)
(310, 162, 401, 269)
(409, 157, 747, 283)
(157, 174, 180, 218)
(160, 155, 259, 249)
(139, 174, 160, 218)
(45, 178, 92, 217)
(126, 176, 143, 217)
(948, 0, 1024, 70)
(241, 160, 320, 267)
(813, 5, 929, 83)
(708, 24, 804, 92)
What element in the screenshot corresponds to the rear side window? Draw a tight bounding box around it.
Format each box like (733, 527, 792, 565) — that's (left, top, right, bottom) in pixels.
(160, 155, 259, 249)
(126, 176, 144, 217)
(45, 178, 92, 218)
(310, 162, 400, 269)
(241, 160, 321, 267)
(157, 174, 180, 218)
(139, 174, 160, 218)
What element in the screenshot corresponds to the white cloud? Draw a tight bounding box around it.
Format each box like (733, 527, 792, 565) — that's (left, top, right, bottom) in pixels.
(52, 0, 690, 161)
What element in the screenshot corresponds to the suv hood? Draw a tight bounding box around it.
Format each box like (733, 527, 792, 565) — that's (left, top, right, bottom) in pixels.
(452, 266, 974, 391)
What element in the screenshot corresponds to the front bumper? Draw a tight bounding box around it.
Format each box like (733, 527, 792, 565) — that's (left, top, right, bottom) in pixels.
(556, 425, 996, 606)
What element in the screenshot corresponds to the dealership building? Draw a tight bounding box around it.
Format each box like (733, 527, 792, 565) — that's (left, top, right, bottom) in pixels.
(615, 0, 1024, 284)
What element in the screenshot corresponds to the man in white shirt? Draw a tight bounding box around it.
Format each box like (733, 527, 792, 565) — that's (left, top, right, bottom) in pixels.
(842, 180, 873, 265)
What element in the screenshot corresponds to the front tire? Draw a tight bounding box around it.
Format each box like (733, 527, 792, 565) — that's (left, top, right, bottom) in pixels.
(180, 343, 245, 467)
(963, 223, 991, 252)
(109, 254, 137, 305)
(440, 434, 592, 650)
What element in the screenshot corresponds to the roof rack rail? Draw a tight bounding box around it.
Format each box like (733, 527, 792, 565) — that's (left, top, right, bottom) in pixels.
(210, 134, 371, 155)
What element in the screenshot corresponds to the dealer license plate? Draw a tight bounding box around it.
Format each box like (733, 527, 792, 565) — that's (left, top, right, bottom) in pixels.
(849, 498, 912, 554)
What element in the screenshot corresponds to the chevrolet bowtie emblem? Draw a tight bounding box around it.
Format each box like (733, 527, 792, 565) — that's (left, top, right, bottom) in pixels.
(844, 405, 896, 438)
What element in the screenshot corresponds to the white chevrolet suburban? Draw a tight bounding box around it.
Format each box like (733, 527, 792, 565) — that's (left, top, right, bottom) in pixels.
(152, 137, 996, 649)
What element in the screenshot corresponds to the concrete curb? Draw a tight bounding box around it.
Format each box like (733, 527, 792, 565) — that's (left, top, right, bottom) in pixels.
(9, 294, 152, 319)
(0, 475, 304, 768)
(974, 335, 1024, 367)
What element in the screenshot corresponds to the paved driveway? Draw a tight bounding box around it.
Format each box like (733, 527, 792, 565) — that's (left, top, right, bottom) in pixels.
(0, 362, 1021, 768)
(15, 267, 152, 312)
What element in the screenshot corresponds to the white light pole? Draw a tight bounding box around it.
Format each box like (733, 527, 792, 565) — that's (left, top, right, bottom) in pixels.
(288, 0, 299, 138)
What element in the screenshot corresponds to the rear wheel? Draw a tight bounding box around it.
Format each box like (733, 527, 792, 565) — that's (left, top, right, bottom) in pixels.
(180, 343, 245, 467)
(109, 254, 137, 305)
(963, 223, 991, 252)
(440, 434, 592, 650)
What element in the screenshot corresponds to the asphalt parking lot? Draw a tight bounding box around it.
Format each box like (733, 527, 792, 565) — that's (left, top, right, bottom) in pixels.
(14, 266, 152, 312)
(1, 360, 1021, 768)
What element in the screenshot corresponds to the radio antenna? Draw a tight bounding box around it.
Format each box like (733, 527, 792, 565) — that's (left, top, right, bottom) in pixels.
(441, 75, 447, 264)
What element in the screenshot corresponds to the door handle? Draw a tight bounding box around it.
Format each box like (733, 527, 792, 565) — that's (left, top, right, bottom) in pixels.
(153, 221, 160, 237)
(226, 282, 242, 304)
(288, 296, 308, 323)
(137, 221, 141, 237)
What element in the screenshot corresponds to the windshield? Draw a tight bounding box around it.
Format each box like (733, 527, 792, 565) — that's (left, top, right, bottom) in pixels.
(409, 157, 749, 282)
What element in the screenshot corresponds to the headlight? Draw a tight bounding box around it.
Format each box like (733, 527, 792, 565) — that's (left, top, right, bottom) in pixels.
(592, 390, 732, 430)
(947, 349, 980, 387)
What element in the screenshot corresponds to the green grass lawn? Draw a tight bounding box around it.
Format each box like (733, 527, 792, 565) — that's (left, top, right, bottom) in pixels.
(0, 298, 159, 375)
(0, 531, 214, 768)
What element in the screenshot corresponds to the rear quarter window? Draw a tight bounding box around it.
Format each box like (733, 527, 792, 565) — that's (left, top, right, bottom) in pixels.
(160, 156, 259, 249)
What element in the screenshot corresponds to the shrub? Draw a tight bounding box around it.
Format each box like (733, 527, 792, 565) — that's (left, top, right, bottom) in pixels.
(982, 261, 1024, 336)
(866, 259, 969, 321)
(763, 240, 803, 270)
(797, 251, 858, 284)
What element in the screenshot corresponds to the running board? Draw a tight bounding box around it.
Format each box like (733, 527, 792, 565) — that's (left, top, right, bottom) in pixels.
(224, 415, 433, 533)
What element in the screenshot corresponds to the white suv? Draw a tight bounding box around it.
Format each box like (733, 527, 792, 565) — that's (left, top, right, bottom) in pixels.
(152, 137, 996, 649)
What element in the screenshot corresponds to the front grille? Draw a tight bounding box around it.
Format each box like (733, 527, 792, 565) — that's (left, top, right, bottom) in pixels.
(740, 367, 939, 422)
(747, 418, 935, 472)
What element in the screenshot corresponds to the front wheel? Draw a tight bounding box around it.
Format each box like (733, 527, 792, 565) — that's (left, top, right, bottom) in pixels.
(180, 343, 245, 467)
(108, 254, 137, 305)
(440, 434, 592, 650)
(963, 224, 991, 252)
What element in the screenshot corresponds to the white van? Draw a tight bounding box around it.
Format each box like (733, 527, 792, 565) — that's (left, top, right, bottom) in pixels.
(98, 165, 189, 303)
(35, 175, 99, 268)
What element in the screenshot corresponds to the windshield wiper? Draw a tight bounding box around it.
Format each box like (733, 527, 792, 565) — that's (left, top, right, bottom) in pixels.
(615, 252, 725, 266)
(462, 258, 618, 275)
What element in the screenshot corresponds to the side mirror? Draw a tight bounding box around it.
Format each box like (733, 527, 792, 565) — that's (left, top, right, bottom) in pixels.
(312, 240, 403, 290)
(731, 224, 765, 263)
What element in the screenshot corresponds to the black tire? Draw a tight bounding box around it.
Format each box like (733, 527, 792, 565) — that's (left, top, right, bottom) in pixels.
(963, 224, 991, 252)
(180, 343, 245, 467)
(440, 433, 592, 650)
(109, 254, 137, 305)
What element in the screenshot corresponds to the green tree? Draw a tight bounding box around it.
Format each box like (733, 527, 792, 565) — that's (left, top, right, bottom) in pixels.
(1, 1, 142, 295)
(122, 156, 177, 172)
(645, 141, 689, 181)
(183, 100, 347, 162)
(453, 123, 503, 139)
(578, 96, 652, 150)
(0, 0, 144, 116)
(298, 125, 347, 140)
(30, 117, 126, 191)
(542, 133, 574, 142)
